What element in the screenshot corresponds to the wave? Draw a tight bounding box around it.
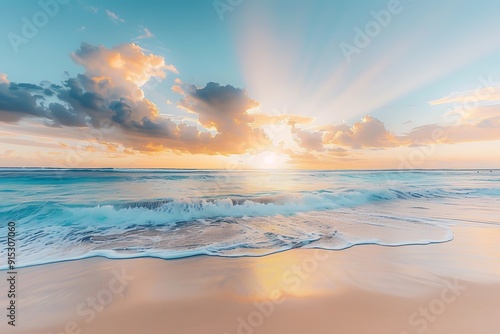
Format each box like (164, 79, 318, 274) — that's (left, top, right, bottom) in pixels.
(4, 185, 499, 227)
(54, 190, 398, 225)
(0, 207, 454, 269)
(1, 169, 498, 269)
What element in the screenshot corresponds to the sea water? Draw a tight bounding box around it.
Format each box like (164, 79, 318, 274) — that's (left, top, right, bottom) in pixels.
(0, 169, 499, 268)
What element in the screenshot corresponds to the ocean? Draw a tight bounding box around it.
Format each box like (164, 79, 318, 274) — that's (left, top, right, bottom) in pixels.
(0, 169, 499, 268)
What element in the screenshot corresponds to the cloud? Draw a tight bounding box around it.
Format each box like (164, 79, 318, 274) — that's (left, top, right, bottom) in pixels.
(291, 126, 325, 151)
(292, 104, 500, 154)
(289, 115, 404, 153)
(250, 113, 314, 127)
(1, 43, 181, 141)
(87, 6, 99, 13)
(412, 85, 500, 145)
(430, 87, 500, 105)
(48, 103, 89, 127)
(105, 9, 125, 23)
(298, 85, 500, 152)
(9, 82, 45, 91)
(0, 82, 48, 122)
(0, 73, 8, 84)
(0, 43, 272, 155)
(406, 106, 500, 145)
(3, 43, 499, 164)
(134, 27, 154, 40)
(70, 43, 177, 100)
(179, 82, 258, 130)
(322, 115, 404, 149)
(177, 82, 272, 153)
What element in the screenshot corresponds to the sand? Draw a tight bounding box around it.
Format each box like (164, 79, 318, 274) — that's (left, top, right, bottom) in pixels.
(1, 225, 500, 334)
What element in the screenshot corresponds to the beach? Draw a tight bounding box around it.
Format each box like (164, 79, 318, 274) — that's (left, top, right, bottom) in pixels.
(2, 223, 499, 334)
(1, 169, 499, 333)
(2, 0, 500, 332)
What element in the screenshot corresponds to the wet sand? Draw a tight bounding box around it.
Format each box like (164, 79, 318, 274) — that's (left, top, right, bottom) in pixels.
(2, 224, 500, 334)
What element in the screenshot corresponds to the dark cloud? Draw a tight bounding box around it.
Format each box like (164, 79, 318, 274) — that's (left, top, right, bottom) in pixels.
(43, 88, 54, 96)
(0, 76, 270, 154)
(9, 83, 44, 91)
(48, 103, 89, 127)
(178, 82, 271, 153)
(0, 83, 47, 122)
(182, 82, 258, 132)
(109, 100, 133, 125)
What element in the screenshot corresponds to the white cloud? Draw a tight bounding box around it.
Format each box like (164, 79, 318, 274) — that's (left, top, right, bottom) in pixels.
(105, 9, 125, 23)
(134, 27, 154, 40)
(86, 5, 99, 13)
(430, 87, 500, 105)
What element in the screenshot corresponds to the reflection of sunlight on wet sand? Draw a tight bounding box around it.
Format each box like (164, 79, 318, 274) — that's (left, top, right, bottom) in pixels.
(436, 226, 500, 278)
(234, 218, 500, 302)
(245, 250, 337, 300)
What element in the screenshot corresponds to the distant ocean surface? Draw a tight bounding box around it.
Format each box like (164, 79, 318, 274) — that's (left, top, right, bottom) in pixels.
(1, 169, 499, 268)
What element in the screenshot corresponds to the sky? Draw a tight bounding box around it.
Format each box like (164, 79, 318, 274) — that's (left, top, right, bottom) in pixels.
(1, 0, 500, 169)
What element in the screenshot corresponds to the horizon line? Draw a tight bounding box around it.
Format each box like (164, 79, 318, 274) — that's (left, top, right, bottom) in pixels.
(0, 167, 498, 171)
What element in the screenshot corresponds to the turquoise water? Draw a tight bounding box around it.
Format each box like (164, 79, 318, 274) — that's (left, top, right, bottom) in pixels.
(0, 169, 499, 268)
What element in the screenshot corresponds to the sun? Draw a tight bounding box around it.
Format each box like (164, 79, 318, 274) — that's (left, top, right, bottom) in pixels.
(264, 153, 275, 165)
(253, 151, 288, 169)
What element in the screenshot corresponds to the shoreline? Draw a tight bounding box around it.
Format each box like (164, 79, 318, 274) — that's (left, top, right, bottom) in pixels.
(1, 224, 499, 334)
(0, 236, 456, 272)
